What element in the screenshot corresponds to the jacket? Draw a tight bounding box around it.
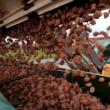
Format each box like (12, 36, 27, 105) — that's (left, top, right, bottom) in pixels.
(103, 50, 110, 58)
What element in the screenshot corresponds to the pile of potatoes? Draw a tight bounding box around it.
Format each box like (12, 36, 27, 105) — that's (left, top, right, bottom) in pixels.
(1, 72, 110, 110)
(0, 59, 58, 82)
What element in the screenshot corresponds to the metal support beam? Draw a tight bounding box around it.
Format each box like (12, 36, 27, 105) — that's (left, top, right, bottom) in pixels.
(0, 0, 52, 28)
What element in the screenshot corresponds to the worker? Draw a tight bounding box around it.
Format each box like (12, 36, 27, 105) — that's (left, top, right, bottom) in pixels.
(103, 44, 110, 60)
(102, 44, 110, 76)
(102, 63, 110, 76)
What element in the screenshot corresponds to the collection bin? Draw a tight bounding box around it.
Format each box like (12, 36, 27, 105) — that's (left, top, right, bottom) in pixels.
(0, 69, 110, 108)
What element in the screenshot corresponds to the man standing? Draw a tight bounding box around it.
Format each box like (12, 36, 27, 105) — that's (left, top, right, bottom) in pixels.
(103, 44, 110, 60)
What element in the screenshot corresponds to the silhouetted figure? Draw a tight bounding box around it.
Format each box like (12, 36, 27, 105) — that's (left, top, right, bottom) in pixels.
(103, 44, 110, 60)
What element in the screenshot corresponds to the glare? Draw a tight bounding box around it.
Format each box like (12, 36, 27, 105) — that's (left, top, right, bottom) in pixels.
(89, 9, 110, 38)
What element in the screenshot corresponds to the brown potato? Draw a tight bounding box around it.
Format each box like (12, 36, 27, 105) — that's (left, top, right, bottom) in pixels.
(89, 86, 95, 93)
(74, 17, 80, 25)
(65, 69, 70, 74)
(98, 4, 106, 8)
(108, 82, 110, 87)
(85, 82, 92, 87)
(93, 31, 99, 36)
(84, 76, 90, 82)
(97, 52, 103, 59)
(91, 3, 97, 12)
(100, 31, 109, 38)
(90, 19, 96, 25)
(98, 77, 105, 82)
(80, 72, 85, 77)
(103, 12, 109, 19)
(93, 10, 102, 19)
(90, 74, 96, 80)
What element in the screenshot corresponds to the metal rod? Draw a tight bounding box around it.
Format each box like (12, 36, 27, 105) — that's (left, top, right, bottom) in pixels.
(0, 69, 48, 85)
(0, 68, 102, 86)
(0, 69, 66, 85)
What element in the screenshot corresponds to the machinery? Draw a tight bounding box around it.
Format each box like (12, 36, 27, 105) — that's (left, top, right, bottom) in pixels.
(54, 30, 110, 75)
(72, 32, 110, 75)
(0, 0, 110, 109)
(0, 0, 109, 70)
(0, 93, 15, 110)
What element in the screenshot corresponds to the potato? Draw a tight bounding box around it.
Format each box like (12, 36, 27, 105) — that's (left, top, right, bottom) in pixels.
(97, 52, 103, 59)
(90, 74, 96, 80)
(73, 82, 79, 89)
(71, 6, 78, 13)
(91, 3, 97, 12)
(78, 7, 85, 14)
(80, 72, 85, 77)
(74, 17, 80, 25)
(100, 31, 109, 38)
(93, 31, 99, 36)
(98, 77, 105, 82)
(103, 12, 109, 19)
(49, 99, 56, 106)
(59, 93, 65, 100)
(90, 19, 96, 25)
(93, 10, 102, 19)
(85, 82, 92, 87)
(64, 86, 70, 92)
(89, 86, 95, 93)
(108, 82, 110, 87)
(84, 76, 90, 82)
(80, 99, 88, 105)
(98, 4, 106, 8)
